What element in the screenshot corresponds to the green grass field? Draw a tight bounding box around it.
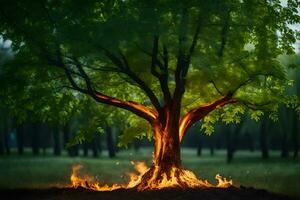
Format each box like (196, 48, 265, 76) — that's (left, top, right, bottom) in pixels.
(0, 148, 299, 197)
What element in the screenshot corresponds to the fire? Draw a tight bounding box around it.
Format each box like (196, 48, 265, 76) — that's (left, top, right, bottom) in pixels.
(70, 165, 122, 191)
(70, 161, 233, 191)
(215, 174, 233, 188)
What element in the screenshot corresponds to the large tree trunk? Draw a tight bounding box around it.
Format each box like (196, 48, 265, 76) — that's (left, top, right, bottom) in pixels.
(137, 123, 181, 190)
(153, 124, 181, 168)
(136, 107, 187, 190)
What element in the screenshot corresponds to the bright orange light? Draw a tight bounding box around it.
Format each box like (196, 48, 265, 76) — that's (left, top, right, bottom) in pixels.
(70, 161, 233, 191)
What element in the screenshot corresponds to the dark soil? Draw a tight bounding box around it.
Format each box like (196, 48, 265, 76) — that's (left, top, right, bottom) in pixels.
(0, 186, 299, 200)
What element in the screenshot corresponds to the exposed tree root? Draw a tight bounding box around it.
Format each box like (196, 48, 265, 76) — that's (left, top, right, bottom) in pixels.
(136, 165, 213, 191)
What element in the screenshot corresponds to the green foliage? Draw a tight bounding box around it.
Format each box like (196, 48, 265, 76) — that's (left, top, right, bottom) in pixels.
(0, 0, 299, 141)
(0, 47, 82, 125)
(201, 105, 245, 134)
(119, 115, 152, 148)
(249, 110, 264, 122)
(221, 105, 245, 124)
(201, 113, 218, 135)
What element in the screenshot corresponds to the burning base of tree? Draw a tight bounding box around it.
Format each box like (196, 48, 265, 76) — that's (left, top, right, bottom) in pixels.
(70, 161, 232, 191)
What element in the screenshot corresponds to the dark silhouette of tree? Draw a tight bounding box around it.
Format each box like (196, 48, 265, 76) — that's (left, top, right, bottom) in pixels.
(52, 126, 61, 156)
(197, 134, 203, 157)
(260, 117, 269, 159)
(15, 122, 24, 155)
(105, 125, 116, 158)
(31, 122, 40, 155)
(63, 122, 79, 157)
(226, 123, 242, 163)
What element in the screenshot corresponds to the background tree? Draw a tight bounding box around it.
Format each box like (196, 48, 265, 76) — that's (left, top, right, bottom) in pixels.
(0, 41, 84, 155)
(277, 53, 300, 158)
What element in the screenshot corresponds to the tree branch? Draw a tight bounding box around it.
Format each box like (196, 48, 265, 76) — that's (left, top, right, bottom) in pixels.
(99, 47, 163, 113)
(173, 7, 189, 109)
(93, 91, 158, 122)
(173, 11, 202, 109)
(71, 55, 159, 122)
(239, 99, 274, 111)
(179, 93, 237, 142)
(150, 36, 172, 104)
(118, 51, 163, 112)
(135, 40, 171, 104)
(1, 5, 159, 123)
(210, 80, 224, 96)
(218, 10, 230, 58)
(48, 47, 159, 123)
(151, 35, 161, 77)
(186, 17, 202, 64)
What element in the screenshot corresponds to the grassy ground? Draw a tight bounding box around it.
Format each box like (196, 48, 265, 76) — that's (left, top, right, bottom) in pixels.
(0, 148, 299, 197)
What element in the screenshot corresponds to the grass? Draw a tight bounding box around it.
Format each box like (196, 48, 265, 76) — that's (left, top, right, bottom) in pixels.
(0, 148, 299, 197)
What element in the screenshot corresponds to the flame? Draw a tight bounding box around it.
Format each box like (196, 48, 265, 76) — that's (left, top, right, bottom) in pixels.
(70, 165, 122, 191)
(142, 166, 213, 190)
(215, 174, 233, 188)
(70, 161, 233, 191)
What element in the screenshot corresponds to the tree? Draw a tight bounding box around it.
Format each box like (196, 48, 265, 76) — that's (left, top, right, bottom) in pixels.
(0, 38, 12, 155)
(277, 53, 300, 158)
(225, 122, 243, 163)
(1, 0, 300, 190)
(15, 119, 24, 155)
(63, 121, 79, 157)
(0, 38, 85, 156)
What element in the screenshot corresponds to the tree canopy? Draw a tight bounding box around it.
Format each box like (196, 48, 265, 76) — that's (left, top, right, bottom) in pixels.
(1, 0, 299, 143)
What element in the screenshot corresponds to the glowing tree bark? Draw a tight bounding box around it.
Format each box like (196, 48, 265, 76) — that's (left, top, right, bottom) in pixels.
(137, 95, 235, 189)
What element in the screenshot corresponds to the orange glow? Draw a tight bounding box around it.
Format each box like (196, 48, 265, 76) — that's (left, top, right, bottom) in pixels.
(95, 93, 158, 120)
(70, 161, 148, 191)
(131, 103, 157, 119)
(70, 161, 233, 191)
(179, 95, 236, 142)
(215, 174, 233, 188)
(179, 112, 193, 142)
(152, 124, 164, 164)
